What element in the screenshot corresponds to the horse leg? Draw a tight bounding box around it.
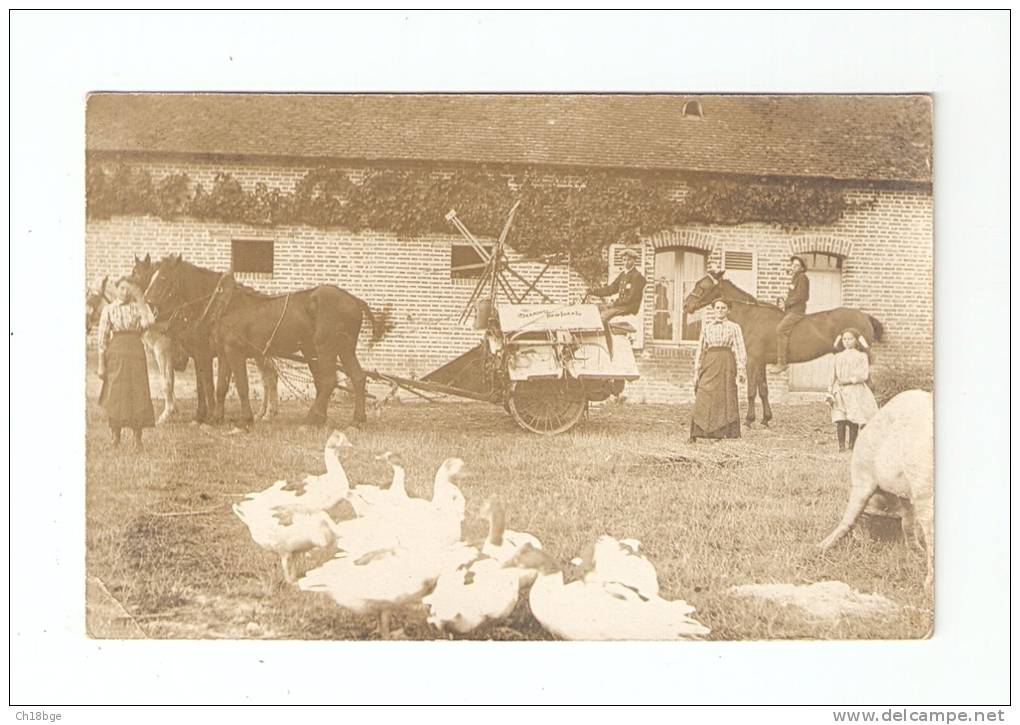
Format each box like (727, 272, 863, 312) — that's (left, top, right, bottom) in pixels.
(211, 354, 231, 425)
(253, 359, 268, 421)
(264, 362, 279, 420)
(337, 340, 368, 425)
(228, 349, 255, 428)
(745, 365, 757, 426)
(304, 340, 338, 426)
(156, 341, 176, 425)
(759, 361, 773, 426)
(193, 353, 213, 424)
(254, 359, 279, 421)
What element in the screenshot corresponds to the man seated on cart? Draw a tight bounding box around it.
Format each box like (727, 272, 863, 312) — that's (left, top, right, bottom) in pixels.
(589, 249, 647, 323)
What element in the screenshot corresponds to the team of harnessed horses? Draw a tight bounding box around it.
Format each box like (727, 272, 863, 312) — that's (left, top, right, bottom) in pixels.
(87, 247, 883, 433)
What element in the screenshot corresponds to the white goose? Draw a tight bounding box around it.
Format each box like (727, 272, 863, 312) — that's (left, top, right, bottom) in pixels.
(231, 505, 337, 583)
(478, 496, 542, 566)
(329, 457, 468, 557)
(299, 541, 477, 639)
(574, 535, 660, 600)
(347, 452, 422, 519)
(510, 545, 711, 641)
(233, 431, 353, 581)
(423, 557, 520, 636)
(241, 431, 354, 515)
(422, 496, 537, 634)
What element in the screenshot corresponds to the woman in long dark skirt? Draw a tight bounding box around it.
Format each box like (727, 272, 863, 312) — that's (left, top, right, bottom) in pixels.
(97, 277, 156, 450)
(690, 299, 747, 442)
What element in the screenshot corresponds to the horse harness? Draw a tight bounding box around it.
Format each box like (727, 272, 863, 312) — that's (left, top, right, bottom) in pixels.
(197, 273, 293, 359)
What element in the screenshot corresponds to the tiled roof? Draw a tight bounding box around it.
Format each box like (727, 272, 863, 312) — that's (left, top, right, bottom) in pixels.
(86, 93, 932, 184)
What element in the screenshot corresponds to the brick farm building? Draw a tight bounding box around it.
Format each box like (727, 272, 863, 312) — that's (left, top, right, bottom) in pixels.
(85, 94, 933, 404)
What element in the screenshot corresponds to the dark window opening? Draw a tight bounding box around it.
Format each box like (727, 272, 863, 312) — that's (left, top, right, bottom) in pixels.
(232, 239, 274, 274)
(451, 243, 493, 279)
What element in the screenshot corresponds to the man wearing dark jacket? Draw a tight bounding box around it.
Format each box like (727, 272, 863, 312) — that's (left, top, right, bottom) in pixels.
(769, 256, 810, 373)
(590, 249, 646, 323)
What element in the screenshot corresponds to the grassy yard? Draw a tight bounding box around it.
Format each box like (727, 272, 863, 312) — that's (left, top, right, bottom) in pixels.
(85, 367, 932, 641)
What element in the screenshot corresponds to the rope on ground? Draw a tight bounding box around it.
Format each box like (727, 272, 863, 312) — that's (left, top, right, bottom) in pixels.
(145, 502, 229, 517)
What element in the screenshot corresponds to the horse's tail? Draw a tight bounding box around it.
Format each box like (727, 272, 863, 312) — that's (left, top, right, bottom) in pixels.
(868, 314, 884, 343)
(358, 298, 392, 346)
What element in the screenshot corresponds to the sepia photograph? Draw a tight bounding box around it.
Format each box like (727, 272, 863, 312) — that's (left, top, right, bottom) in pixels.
(83, 92, 934, 641)
(9, 8, 1010, 711)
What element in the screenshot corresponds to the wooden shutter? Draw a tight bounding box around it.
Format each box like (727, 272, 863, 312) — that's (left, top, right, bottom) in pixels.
(606, 244, 647, 349)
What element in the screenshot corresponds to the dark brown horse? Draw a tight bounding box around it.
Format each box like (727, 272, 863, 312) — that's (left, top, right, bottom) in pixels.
(193, 269, 387, 427)
(133, 255, 280, 423)
(682, 273, 883, 426)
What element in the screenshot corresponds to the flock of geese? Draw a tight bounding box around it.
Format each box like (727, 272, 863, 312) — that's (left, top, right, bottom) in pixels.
(233, 431, 710, 640)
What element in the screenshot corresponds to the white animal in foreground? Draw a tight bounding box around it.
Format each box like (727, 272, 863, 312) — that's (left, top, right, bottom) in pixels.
(243, 431, 354, 515)
(329, 457, 468, 557)
(299, 542, 478, 639)
(423, 557, 521, 636)
(819, 390, 934, 588)
(232, 431, 353, 581)
(573, 536, 659, 600)
(231, 506, 337, 583)
(422, 497, 540, 634)
(509, 545, 710, 641)
(478, 497, 542, 567)
(347, 452, 422, 518)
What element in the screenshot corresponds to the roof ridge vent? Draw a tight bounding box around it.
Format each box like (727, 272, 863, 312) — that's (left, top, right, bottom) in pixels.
(681, 100, 704, 119)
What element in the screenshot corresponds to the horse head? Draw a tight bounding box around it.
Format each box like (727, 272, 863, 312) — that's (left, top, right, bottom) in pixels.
(130, 253, 155, 289)
(143, 254, 183, 312)
(85, 275, 110, 333)
(682, 273, 724, 314)
(683, 273, 764, 314)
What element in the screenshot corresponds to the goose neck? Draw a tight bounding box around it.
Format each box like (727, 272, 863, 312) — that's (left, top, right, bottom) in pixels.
(390, 466, 407, 496)
(486, 506, 506, 547)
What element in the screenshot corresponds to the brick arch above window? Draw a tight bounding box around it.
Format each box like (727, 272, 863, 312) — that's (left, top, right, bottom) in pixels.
(789, 235, 854, 258)
(643, 228, 719, 252)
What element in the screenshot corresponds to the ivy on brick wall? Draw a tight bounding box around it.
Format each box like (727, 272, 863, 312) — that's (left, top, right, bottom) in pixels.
(86, 164, 869, 282)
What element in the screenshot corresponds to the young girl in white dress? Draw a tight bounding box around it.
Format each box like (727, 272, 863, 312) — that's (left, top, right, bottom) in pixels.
(827, 328, 879, 451)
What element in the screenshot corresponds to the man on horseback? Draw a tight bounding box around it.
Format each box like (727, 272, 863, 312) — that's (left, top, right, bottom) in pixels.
(589, 249, 646, 323)
(768, 255, 810, 374)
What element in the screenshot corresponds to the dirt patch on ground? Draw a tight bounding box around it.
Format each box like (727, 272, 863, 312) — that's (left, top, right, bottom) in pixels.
(729, 581, 900, 621)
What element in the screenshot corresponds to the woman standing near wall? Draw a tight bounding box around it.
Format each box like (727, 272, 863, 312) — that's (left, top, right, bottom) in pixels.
(690, 299, 747, 442)
(97, 277, 156, 450)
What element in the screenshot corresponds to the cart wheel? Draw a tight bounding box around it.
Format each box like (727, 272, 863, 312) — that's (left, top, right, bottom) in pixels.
(507, 380, 588, 435)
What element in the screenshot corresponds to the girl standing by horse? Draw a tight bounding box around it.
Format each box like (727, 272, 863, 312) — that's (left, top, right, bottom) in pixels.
(690, 299, 747, 442)
(827, 328, 879, 451)
(97, 277, 156, 449)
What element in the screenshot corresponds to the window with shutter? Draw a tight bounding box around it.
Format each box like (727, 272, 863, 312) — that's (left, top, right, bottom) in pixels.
(722, 250, 757, 298)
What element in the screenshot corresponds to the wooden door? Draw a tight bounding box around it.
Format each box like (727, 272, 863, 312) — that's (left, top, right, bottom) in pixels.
(789, 267, 842, 391)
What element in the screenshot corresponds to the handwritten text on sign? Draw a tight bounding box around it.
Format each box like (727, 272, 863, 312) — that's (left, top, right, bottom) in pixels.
(497, 304, 605, 332)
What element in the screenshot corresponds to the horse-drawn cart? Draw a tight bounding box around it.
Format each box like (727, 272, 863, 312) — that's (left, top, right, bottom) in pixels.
(365, 204, 641, 434)
(367, 302, 640, 434)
